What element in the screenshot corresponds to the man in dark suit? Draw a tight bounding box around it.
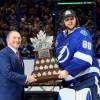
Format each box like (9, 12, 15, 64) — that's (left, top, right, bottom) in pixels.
(0, 30, 37, 100)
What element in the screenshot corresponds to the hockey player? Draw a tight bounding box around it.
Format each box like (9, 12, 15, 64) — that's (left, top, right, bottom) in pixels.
(55, 9, 100, 100)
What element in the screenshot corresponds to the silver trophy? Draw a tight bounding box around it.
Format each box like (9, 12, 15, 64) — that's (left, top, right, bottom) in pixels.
(31, 30, 59, 84)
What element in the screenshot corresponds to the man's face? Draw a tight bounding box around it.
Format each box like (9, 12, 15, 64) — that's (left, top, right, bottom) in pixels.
(7, 31, 21, 49)
(64, 16, 76, 30)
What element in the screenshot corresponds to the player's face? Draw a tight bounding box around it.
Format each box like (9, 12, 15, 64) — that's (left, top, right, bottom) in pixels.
(7, 32, 22, 49)
(64, 16, 76, 30)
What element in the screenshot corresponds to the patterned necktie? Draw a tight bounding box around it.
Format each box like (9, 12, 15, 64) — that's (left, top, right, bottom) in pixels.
(16, 51, 21, 60)
(16, 51, 23, 64)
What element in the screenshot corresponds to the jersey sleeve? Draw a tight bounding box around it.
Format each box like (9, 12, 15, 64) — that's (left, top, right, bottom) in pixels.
(65, 29, 93, 76)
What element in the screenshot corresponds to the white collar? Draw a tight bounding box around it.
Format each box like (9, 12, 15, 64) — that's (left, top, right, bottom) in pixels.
(8, 45, 18, 54)
(63, 27, 80, 36)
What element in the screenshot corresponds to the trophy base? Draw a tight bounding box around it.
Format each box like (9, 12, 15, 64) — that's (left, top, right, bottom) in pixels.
(31, 49, 60, 85)
(31, 74, 62, 86)
(35, 75, 59, 83)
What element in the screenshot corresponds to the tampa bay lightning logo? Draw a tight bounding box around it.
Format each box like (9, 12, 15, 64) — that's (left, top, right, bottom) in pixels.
(57, 46, 69, 63)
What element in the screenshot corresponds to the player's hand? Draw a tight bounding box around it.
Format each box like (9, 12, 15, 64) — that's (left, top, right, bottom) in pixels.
(58, 70, 69, 79)
(27, 75, 37, 83)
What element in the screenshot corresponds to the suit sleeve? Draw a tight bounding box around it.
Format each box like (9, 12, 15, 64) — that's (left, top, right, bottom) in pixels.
(65, 30, 93, 76)
(0, 54, 27, 85)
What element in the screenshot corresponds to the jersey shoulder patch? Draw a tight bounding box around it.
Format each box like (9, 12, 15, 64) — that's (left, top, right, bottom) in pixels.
(80, 29, 88, 36)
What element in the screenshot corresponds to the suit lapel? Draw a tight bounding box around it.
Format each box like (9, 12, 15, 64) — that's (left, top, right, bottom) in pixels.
(6, 46, 24, 67)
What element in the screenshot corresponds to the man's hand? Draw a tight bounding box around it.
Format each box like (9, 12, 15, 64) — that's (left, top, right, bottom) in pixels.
(58, 70, 69, 79)
(27, 74, 37, 83)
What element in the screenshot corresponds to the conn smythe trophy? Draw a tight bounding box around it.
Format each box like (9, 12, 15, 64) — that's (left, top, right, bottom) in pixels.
(31, 30, 60, 84)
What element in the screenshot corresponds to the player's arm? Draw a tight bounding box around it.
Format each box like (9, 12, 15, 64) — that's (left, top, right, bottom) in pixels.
(65, 29, 93, 76)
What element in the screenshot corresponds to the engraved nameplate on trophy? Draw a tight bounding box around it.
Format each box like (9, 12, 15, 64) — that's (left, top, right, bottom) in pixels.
(30, 30, 60, 84)
(38, 49, 50, 58)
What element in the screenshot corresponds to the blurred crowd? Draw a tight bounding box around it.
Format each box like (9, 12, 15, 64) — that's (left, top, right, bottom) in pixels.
(0, 0, 100, 58)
